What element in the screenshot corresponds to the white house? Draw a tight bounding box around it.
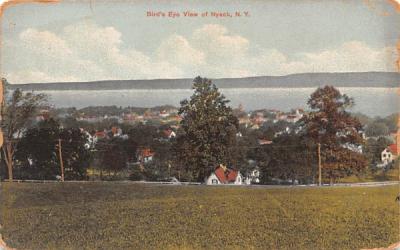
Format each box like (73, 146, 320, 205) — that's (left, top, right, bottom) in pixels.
(245, 168, 260, 184)
(377, 144, 398, 168)
(381, 148, 393, 165)
(137, 148, 154, 163)
(163, 128, 176, 139)
(206, 165, 243, 185)
(81, 130, 94, 149)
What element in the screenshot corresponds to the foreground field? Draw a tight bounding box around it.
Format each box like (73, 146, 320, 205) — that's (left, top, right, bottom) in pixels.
(0, 183, 399, 249)
(339, 168, 399, 183)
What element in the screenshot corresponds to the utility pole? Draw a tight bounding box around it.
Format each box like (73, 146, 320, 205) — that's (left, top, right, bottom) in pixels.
(317, 143, 322, 186)
(58, 139, 64, 182)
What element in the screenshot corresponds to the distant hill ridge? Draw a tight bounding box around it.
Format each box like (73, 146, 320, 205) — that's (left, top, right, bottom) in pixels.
(7, 72, 400, 91)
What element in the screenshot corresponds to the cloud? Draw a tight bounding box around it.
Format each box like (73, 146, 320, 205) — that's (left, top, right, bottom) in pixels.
(2, 22, 397, 84)
(249, 41, 397, 76)
(3, 21, 182, 83)
(19, 28, 73, 58)
(156, 34, 205, 75)
(299, 41, 397, 72)
(192, 24, 249, 56)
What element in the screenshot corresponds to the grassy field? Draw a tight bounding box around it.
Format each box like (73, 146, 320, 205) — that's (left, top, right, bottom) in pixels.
(0, 182, 399, 250)
(339, 168, 399, 183)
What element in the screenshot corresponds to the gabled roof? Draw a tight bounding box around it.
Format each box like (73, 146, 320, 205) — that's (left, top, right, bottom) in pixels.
(139, 148, 154, 158)
(163, 128, 175, 137)
(388, 144, 398, 155)
(111, 126, 118, 135)
(226, 169, 238, 182)
(214, 167, 227, 183)
(258, 139, 273, 145)
(214, 166, 239, 183)
(95, 131, 106, 138)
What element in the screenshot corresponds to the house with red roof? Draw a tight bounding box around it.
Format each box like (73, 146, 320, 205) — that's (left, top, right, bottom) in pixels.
(111, 126, 123, 137)
(206, 164, 243, 185)
(380, 143, 398, 167)
(94, 130, 107, 140)
(258, 139, 273, 145)
(159, 110, 170, 118)
(163, 128, 176, 139)
(137, 148, 155, 163)
(388, 144, 398, 156)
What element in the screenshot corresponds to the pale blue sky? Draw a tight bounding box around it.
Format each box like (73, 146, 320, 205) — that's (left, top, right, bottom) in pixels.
(1, 0, 399, 84)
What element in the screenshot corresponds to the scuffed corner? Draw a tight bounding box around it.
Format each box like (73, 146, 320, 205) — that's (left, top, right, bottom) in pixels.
(0, 0, 59, 18)
(386, 0, 400, 13)
(0, 234, 16, 250)
(364, 0, 400, 16)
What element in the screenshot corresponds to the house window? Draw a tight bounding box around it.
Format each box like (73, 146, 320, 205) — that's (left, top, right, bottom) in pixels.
(212, 179, 218, 184)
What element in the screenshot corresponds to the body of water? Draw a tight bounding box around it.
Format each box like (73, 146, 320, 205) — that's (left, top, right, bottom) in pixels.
(43, 87, 398, 117)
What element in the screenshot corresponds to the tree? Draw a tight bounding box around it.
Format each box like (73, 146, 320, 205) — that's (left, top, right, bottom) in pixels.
(15, 118, 91, 180)
(351, 112, 372, 126)
(365, 122, 389, 137)
(58, 127, 91, 179)
(127, 124, 158, 147)
(376, 113, 398, 133)
(15, 119, 59, 179)
(97, 137, 128, 176)
(302, 86, 367, 184)
(256, 135, 316, 184)
(364, 136, 392, 169)
(1, 83, 47, 180)
(174, 77, 239, 181)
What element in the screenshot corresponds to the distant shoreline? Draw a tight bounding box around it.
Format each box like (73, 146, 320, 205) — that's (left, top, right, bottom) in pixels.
(20, 86, 399, 92)
(7, 72, 400, 91)
(27, 87, 397, 117)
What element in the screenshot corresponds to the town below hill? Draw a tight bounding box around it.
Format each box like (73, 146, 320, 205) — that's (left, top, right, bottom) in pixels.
(35, 104, 398, 183)
(2, 82, 398, 185)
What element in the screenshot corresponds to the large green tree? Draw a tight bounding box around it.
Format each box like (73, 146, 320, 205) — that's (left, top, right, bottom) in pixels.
(96, 137, 128, 176)
(365, 122, 389, 137)
(14, 119, 59, 179)
(174, 77, 239, 181)
(15, 118, 91, 180)
(1, 82, 47, 180)
(302, 86, 367, 184)
(256, 134, 317, 184)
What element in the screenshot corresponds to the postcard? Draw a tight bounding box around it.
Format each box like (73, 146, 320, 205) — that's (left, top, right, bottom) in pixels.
(0, 0, 399, 249)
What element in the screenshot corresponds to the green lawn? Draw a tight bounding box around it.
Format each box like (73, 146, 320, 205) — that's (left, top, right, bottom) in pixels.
(339, 168, 399, 183)
(0, 182, 399, 249)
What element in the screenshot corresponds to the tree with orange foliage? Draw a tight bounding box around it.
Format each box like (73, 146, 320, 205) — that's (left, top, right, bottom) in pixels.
(302, 86, 367, 184)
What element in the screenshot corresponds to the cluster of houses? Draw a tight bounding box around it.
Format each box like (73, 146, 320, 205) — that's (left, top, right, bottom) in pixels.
(36, 105, 399, 184)
(80, 125, 177, 166)
(237, 107, 305, 130)
(76, 108, 182, 125)
(43, 105, 305, 133)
